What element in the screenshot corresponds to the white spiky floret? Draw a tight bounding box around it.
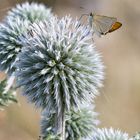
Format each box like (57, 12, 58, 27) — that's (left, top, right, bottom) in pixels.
(6, 2, 53, 23)
(16, 16, 104, 116)
(89, 128, 130, 140)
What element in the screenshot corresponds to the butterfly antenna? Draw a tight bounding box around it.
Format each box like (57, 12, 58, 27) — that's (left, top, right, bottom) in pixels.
(102, 89, 111, 103)
(0, 6, 12, 12)
(77, 14, 89, 28)
(50, 0, 57, 12)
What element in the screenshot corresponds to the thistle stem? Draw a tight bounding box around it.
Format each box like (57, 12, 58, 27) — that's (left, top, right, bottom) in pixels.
(55, 106, 66, 140)
(61, 109, 66, 140)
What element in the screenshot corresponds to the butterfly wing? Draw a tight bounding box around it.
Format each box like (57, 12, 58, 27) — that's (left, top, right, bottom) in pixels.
(92, 15, 117, 35)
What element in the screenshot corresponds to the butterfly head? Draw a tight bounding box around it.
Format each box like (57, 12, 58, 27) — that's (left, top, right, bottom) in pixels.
(88, 13, 94, 27)
(90, 12, 93, 16)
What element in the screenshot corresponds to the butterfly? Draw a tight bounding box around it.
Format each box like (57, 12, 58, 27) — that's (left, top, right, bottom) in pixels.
(80, 13, 122, 36)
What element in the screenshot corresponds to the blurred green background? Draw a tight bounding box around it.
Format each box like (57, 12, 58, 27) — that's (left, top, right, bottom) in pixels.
(0, 0, 140, 139)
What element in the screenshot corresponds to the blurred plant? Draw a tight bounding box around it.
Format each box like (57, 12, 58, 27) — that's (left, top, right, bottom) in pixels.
(41, 105, 99, 140)
(0, 2, 53, 110)
(0, 2, 53, 75)
(0, 17, 29, 109)
(7, 2, 53, 23)
(16, 16, 104, 139)
(0, 78, 17, 108)
(0, 18, 29, 75)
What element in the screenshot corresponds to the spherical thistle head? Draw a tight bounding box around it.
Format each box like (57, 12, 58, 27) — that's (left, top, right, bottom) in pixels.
(0, 18, 30, 75)
(16, 16, 104, 113)
(91, 128, 129, 140)
(7, 2, 53, 23)
(40, 105, 99, 140)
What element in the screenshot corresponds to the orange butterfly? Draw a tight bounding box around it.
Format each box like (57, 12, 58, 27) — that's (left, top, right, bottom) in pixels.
(88, 13, 122, 36)
(80, 12, 122, 36)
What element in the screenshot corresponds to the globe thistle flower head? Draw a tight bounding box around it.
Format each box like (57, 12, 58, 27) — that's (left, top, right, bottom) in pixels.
(91, 128, 129, 140)
(7, 2, 53, 23)
(0, 18, 30, 75)
(40, 105, 99, 140)
(16, 16, 104, 114)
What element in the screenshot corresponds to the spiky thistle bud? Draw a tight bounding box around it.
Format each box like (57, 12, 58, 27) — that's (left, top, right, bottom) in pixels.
(90, 128, 129, 140)
(7, 2, 53, 23)
(40, 105, 99, 140)
(16, 16, 104, 112)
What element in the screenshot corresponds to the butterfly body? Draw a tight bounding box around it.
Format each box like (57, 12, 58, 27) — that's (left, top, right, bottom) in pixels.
(88, 13, 122, 36)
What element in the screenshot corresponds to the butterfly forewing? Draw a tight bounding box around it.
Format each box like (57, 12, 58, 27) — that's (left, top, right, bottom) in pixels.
(93, 15, 117, 35)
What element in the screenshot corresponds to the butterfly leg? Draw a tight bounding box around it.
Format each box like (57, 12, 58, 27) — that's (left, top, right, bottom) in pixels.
(77, 14, 89, 27)
(91, 31, 95, 43)
(78, 14, 88, 21)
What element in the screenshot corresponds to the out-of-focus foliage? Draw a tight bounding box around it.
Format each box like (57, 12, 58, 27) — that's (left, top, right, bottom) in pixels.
(0, 2, 53, 75)
(0, 18, 29, 75)
(0, 79, 17, 108)
(7, 2, 53, 23)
